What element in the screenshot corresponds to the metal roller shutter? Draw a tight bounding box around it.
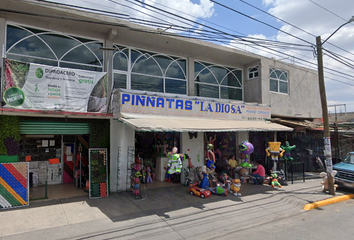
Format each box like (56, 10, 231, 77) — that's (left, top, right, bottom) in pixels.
(20, 121, 91, 135)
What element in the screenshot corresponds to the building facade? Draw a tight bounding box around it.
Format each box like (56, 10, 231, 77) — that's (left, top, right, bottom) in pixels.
(0, 0, 321, 195)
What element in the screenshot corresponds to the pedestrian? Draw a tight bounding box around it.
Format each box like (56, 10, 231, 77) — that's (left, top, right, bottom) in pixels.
(251, 160, 265, 185)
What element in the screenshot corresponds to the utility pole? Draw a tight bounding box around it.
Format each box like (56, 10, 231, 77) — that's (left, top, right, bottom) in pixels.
(315, 16, 354, 195)
(316, 36, 335, 195)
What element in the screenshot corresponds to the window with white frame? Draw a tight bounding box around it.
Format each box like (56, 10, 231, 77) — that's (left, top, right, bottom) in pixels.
(5, 24, 103, 72)
(112, 45, 187, 95)
(194, 61, 243, 101)
(248, 66, 259, 79)
(269, 68, 288, 94)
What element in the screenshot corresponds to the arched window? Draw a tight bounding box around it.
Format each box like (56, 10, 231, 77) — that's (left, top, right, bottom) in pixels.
(112, 45, 187, 95)
(269, 68, 288, 94)
(6, 25, 103, 71)
(194, 61, 243, 101)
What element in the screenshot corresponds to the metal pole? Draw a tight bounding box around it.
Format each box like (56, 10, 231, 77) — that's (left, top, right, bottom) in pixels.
(316, 36, 335, 195)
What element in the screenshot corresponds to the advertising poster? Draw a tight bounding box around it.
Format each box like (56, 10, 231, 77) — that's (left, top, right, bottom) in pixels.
(2, 58, 108, 113)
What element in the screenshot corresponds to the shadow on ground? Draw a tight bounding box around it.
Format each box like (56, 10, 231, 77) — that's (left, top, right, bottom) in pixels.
(5, 177, 333, 224)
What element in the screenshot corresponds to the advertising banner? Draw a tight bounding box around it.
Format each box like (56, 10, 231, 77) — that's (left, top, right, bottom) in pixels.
(113, 89, 271, 121)
(2, 58, 108, 113)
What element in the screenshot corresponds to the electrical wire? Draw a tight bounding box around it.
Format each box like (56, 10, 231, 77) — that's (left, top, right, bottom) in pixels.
(13, 0, 354, 85)
(209, 0, 313, 45)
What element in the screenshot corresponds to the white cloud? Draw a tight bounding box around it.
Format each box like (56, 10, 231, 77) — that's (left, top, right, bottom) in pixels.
(231, 0, 354, 112)
(54, 0, 214, 30)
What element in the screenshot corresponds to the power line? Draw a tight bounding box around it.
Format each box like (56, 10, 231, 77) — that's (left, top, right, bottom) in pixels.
(238, 0, 316, 38)
(209, 0, 313, 45)
(307, 0, 349, 22)
(14, 0, 354, 85)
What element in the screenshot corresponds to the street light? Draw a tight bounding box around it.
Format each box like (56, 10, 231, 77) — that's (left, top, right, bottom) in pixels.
(316, 16, 354, 195)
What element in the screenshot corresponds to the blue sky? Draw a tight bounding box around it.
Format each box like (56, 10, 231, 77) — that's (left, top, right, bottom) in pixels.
(50, 0, 354, 113)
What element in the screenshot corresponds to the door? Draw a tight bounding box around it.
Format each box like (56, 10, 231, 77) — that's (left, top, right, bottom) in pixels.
(63, 142, 75, 183)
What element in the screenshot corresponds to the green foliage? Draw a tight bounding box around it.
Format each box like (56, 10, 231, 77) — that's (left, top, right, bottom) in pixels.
(91, 120, 109, 148)
(0, 116, 20, 155)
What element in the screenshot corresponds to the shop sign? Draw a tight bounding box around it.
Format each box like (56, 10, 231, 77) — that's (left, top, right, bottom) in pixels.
(2, 58, 108, 113)
(113, 89, 271, 121)
(3, 87, 25, 107)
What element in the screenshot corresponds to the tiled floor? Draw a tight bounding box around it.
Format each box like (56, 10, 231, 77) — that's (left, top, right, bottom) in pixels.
(30, 183, 88, 201)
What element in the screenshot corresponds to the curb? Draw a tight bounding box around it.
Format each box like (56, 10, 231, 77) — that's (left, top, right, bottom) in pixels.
(303, 193, 354, 211)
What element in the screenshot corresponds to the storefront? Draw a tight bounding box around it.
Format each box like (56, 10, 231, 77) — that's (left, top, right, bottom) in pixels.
(0, 57, 111, 201)
(14, 117, 110, 200)
(110, 89, 293, 192)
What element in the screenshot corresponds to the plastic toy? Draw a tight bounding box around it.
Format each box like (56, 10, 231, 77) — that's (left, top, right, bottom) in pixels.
(167, 147, 183, 183)
(270, 172, 282, 188)
(164, 166, 171, 182)
(218, 172, 231, 190)
(146, 166, 153, 183)
(189, 183, 211, 198)
(206, 150, 216, 170)
(199, 165, 214, 189)
(239, 141, 254, 168)
(319, 171, 338, 193)
(281, 141, 296, 161)
(230, 179, 242, 196)
(183, 153, 196, 186)
(266, 142, 285, 171)
(207, 185, 228, 196)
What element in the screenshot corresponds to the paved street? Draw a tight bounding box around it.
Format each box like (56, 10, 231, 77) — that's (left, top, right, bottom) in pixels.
(0, 179, 349, 240)
(225, 198, 354, 240)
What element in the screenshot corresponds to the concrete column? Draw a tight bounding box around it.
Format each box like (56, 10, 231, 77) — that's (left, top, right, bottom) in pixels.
(110, 119, 135, 192)
(180, 131, 204, 183)
(187, 57, 194, 96)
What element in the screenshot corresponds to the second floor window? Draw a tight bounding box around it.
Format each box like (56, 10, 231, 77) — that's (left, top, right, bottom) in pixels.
(194, 61, 243, 101)
(269, 68, 288, 94)
(248, 66, 259, 79)
(112, 45, 187, 95)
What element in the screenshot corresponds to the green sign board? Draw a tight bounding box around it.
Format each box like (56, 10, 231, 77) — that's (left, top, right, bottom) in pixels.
(3, 87, 25, 107)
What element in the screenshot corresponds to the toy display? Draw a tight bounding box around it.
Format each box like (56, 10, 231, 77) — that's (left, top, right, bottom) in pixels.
(281, 141, 296, 161)
(266, 142, 285, 171)
(164, 166, 171, 182)
(206, 150, 216, 170)
(207, 186, 228, 196)
(218, 172, 231, 190)
(189, 183, 211, 198)
(239, 141, 254, 168)
(130, 163, 142, 198)
(183, 153, 196, 186)
(319, 171, 338, 193)
(199, 165, 214, 189)
(146, 166, 153, 183)
(238, 167, 249, 177)
(270, 171, 282, 188)
(167, 147, 183, 183)
(230, 179, 242, 196)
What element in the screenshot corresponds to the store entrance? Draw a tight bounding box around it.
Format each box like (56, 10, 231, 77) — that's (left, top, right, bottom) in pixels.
(134, 132, 180, 189)
(19, 134, 89, 200)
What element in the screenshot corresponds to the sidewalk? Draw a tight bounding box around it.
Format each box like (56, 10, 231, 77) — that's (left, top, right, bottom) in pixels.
(0, 178, 346, 240)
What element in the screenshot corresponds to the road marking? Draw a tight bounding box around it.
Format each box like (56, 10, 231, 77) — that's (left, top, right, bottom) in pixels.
(303, 194, 354, 211)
